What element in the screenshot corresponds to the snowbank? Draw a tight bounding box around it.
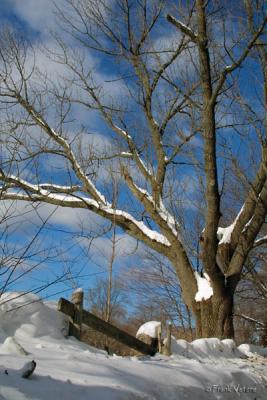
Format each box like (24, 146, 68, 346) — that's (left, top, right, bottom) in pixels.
(0, 292, 69, 341)
(171, 337, 247, 360)
(0, 336, 29, 355)
(0, 292, 266, 400)
(238, 343, 267, 358)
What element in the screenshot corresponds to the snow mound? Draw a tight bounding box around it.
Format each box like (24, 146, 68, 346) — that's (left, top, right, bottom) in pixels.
(238, 343, 267, 358)
(0, 293, 266, 400)
(0, 336, 29, 355)
(0, 292, 69, 341)
(136, 321, 161, 338)
(171, 338, 247, 360)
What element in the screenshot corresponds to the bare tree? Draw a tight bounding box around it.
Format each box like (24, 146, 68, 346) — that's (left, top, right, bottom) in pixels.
(234, 251, 267, 345)
(0, 1, 267, 338)
(125, 249, 194, 340)
(87, 276, 128, 324)
(0, 135, 68, 298)
(83, 275, 130, 354)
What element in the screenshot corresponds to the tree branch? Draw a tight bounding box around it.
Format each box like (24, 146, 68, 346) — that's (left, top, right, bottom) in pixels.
(227, 179, 267, 277)
(0, 189, 171, 256)
(210, 15, 267, 105)
(196, 0, 221, 279)
(253, 235, 267, 248)
(167, 15, 198, 43)
(122, 166, 180, 241)
(235, 313, 266, 327)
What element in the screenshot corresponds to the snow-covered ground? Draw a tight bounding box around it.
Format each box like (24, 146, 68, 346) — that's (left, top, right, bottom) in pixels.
(0, 293, 266, 400)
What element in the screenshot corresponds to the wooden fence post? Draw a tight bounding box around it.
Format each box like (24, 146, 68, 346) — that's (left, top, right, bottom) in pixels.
(157, 323, 162, 353)
(58, 297, 157, 355)
(162, 323, 172, 356)
(69, 288, 84, 339)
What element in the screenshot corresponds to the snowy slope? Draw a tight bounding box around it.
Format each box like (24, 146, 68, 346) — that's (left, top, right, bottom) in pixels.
(0, 293, 266, 400)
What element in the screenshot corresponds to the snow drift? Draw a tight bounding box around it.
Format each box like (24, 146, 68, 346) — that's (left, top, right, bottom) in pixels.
(0, 292, 266, 400)
(171, 337, 247, 360)
(135, 320, 259, 361)
(0, 292, 68, 343)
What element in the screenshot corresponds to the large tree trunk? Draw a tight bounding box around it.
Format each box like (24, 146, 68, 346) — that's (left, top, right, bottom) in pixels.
(195, 296, 234, 338)
(172, 255, 240, 339)
(194, 274, 240, 339)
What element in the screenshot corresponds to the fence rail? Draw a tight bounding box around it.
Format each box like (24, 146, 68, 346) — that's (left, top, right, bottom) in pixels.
(58, 297, 157, 356)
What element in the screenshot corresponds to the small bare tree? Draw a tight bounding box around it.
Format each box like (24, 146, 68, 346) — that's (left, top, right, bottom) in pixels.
(125, 250, 194, 340)
(234, 252, 267, 345)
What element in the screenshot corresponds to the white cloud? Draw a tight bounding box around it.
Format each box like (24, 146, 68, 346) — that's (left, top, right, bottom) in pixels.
(150, 31, 198, 79)
(10, 0, 61, 37)
(0, 199, 105, 234)
(78, 232, 145, 264)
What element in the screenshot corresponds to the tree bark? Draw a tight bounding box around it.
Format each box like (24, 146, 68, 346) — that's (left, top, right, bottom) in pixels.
(197, 297, 233, 338)
(193, 274, 240, 339)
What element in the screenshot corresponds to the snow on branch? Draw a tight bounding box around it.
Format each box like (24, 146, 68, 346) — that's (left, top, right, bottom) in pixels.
(253, 235, 267, 248)
(0, 189, 171, 250)
(38, 183, 80, 193)
(122, 167, 180, 239)
(167, 14, 198, 42)
(235, 314, 266, 327)
(0, 173, 40, 193)
(217, 206, 244, 245)
(1, 164, 172, 249)
(12, 94, 108, 205)
(0, 173, 80, 195)
(158, 199, 179, 237)
(217, 225, 235, 245)
(194, 271, 213, 302)
(112, 124, 154, 183)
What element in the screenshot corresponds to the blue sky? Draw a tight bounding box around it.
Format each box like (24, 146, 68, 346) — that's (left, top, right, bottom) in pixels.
(0, 5, 199, 329)
(0, 0, 144, 303)
(0, 0, 176, 304)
